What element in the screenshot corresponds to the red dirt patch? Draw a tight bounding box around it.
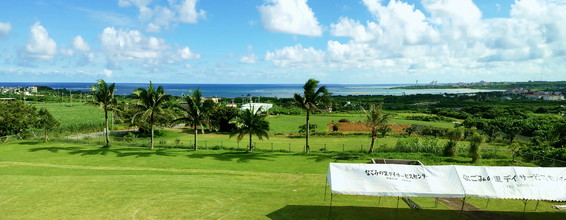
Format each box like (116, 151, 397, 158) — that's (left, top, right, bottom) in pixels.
(327, 122, 410, 132)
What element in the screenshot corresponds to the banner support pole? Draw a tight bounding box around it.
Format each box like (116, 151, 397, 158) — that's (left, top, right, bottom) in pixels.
(460, 197, 466, 213)
(328, 194, 335, 220)
(324, 179, 328, 203)
(395, 196, 400, 219)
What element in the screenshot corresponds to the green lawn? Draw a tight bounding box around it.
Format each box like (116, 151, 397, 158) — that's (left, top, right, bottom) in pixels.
(1, 141, 564, 219)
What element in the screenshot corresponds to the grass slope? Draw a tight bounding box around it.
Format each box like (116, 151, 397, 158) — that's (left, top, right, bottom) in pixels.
(1, 141, 565, 219)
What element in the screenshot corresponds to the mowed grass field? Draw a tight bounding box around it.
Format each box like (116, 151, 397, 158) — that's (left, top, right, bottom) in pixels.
(32, 103, 107, 134)
(1, 141, 566, 219)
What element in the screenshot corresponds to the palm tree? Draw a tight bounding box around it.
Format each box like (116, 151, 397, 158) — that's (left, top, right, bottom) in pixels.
(362, 103, 392, 154)
(230, 108, 270, 152)
(133, 82, 172, 150)
(176, 88, 209, 150)
(90, 79, 116, 147)
(294, 78, 331, 153)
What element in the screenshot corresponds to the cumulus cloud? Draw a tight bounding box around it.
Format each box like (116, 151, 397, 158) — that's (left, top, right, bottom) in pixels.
(24, 22, 57, 60)
(73, 36, 91, 52)
(100, 27, 199, 69)
(330, 18, 378, 42)
(240, 54, 258, 64)
(265, 44, 325, 67)
(119, 0, 205, 33)
(102, 69, 113, 77)
(177, 47, 200, 59)
(265, 0, 566, 81)
(0, 21, 11, 37)
(258, 0, 322, 36)
(100, 27, 168, 68)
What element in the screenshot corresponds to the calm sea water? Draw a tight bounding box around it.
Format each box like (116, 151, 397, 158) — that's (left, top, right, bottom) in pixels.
(0, 82, 501, 98)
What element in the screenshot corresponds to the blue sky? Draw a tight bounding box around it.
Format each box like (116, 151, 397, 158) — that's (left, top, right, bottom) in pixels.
(0, 0, 565, 84)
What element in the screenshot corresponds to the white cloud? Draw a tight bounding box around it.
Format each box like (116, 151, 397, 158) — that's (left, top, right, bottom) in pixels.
(177, 47, 200, 59)
(100, 27, 199, 69)
(60, 49, 74, 56)
(330, 17, 379, 42)
(240, 54, 258, 64)
(100, 27, 168, 68)
(265, 44, 325, 67)
(176, 0, 206, 23)
(258, 0, 322, 36)
(0, 21, 11, 37)
(102, 69, 113, 77)
(264, 0, 566, 82)
(119, 0, 205, 33)
(24, 22, 57, 60)
(73, 36, 90, 52)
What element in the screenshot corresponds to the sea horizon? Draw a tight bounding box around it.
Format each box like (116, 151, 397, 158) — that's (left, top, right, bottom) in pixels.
(0, 82, 502, 98)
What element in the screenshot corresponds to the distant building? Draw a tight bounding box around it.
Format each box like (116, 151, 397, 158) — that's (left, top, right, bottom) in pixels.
(542, 95, 564, 101)
(226, 103, 237, 108)
(240, 103, 273, 113)
(501, 96, 512, 100)
(28, 86, 38, 93)
(525, 94, 541, 100)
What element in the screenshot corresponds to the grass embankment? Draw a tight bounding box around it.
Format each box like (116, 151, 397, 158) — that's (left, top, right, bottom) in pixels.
(0, 141, 565, 219)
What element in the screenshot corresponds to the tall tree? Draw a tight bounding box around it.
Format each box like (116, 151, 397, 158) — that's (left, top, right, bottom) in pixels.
(294, 78, 331, 153)
(133, 82, 172, 150)
(444, 127, 464, 157)
(0, 101, 37, 137)
(176, 88, 209, 150)
(90, 79, 116, 147)
(363, 103, 392, 154)
(468, 132, 483, 163)
(230, 108, 270, 152)
(36, 108, 59, 142)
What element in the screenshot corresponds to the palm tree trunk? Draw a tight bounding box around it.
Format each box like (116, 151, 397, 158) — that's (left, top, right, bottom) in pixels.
(150, 124, 154, 150)
(368, 132, 376, 154)
(249, 133, 253, 152)
(305, 111, 310, 153)
(194, 124, 198, 151)
(104, 108, 110, 147)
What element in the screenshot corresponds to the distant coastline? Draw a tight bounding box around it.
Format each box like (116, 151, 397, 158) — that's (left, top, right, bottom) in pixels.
(1, 82, 505, 98)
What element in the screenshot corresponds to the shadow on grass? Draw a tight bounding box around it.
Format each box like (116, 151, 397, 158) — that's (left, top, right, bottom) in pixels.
(28, 146, 82, 153)
(266, 205, 565, 220)
(28, 146, 175, 158)
(17, 141, 44, 145)
(187, 151, 276, 163)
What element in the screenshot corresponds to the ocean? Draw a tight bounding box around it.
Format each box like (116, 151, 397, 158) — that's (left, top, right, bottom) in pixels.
(0, 82, 502, 98)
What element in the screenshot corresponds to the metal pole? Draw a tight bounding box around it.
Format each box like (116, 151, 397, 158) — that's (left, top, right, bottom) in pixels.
(535, 200, 540, 211)
(324, 179, 328, 203)
(378, 196, 381, 207)
(395, 196, 400, 219)
(328, 194, 334, 220)
(288, 143, 291, 153)
(486, 198, 490, 208)
(522, 200, 528, 216)
(460, 197, 466, 213)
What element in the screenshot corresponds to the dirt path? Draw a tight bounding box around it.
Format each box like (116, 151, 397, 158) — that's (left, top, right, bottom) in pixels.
(437, 198, 525, 220)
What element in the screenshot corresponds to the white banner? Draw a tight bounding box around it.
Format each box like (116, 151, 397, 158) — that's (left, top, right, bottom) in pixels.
(328, 163, 566, 201)
(328, 163, 465, 198)
(455, 166, 566, 201)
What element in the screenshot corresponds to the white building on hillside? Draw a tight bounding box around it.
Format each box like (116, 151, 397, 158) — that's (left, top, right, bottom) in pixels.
(240, 103, 273, 113)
